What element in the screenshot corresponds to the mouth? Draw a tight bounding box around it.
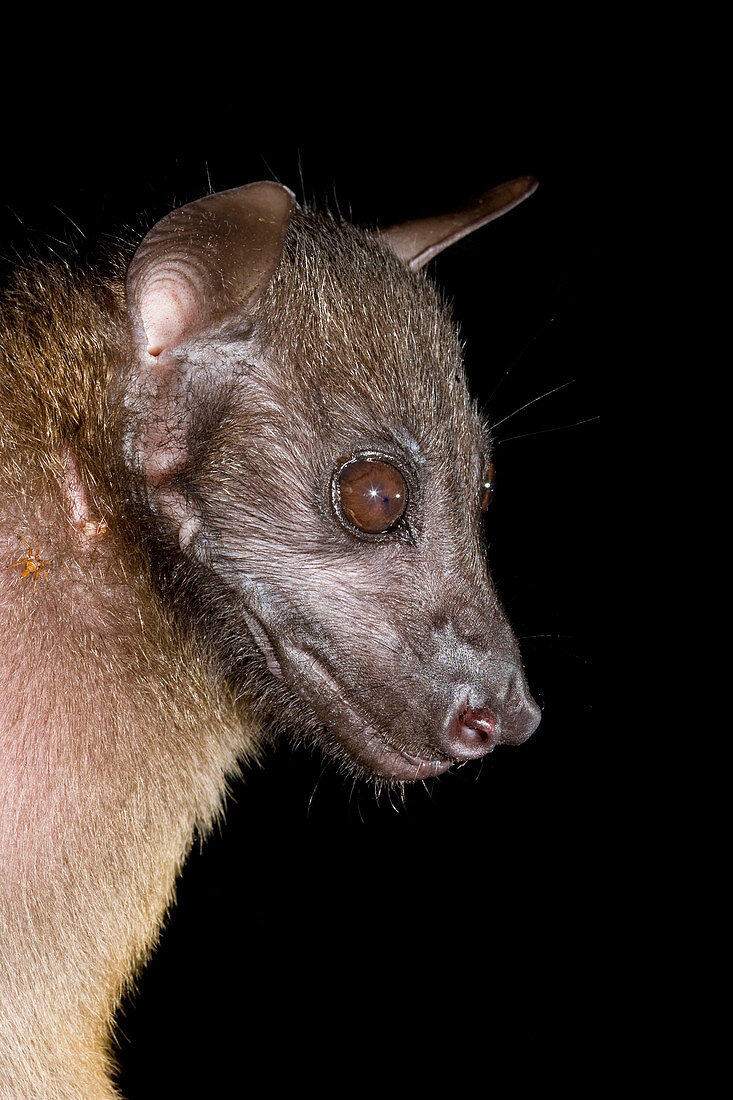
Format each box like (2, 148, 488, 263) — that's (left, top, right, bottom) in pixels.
(242, 608, 451, 781)
(297, 648, 453, 782)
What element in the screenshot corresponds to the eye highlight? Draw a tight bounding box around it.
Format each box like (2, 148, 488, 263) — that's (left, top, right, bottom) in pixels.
(333, 456, 408, 534)
(480, 460, 496, 511)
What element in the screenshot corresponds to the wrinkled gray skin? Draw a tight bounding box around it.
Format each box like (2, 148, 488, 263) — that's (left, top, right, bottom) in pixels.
(124, 191, 540, 784)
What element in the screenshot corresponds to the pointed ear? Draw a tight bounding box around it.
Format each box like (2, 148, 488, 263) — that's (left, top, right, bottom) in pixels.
(127, 181, 295, 356)
(379, 176, 537, 271)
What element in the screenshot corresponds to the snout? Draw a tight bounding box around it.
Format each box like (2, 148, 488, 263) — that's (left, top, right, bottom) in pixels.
(436, 672, 541, 762)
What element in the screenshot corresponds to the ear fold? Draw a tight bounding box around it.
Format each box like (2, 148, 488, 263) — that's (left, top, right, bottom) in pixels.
(127, 181, 295, 356)
(379, 176, 537, 270)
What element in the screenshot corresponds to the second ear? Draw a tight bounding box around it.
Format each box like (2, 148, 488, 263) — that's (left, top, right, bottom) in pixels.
(378, 176, 538, 269)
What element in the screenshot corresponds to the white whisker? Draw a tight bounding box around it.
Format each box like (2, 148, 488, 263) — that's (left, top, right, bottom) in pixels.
(491, 380, 574, 432)
(496, 415, 599, 445)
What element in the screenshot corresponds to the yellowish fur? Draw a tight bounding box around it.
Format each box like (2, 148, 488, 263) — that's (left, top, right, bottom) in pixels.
(1, 260, 260, 1098)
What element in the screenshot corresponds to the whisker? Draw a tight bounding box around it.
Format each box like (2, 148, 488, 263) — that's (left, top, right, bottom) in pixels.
(486, 315, 556, 405)
(306, 761, 329, 817)
(350, 777, 366, 823)
(491, 381, 574, 432)
(296, 147, 307, 206)
(495, 415, 599, 445)
(386, 786, 402, 813)
(259, 152, 283, 186)
(51, 205, 86, 239)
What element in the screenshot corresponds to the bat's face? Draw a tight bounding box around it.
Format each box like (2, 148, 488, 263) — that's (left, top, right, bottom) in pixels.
(155, 209, 539, 782)
(123, 182, 540, 784)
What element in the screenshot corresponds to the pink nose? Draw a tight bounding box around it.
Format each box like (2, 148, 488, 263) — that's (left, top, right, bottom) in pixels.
(460, 705, 498, 743)
(440, 704, 501, 760)
(436, 683, 541, 761)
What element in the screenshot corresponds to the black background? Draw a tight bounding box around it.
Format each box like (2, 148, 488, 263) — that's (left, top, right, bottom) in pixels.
(2, 90, 600, 1093)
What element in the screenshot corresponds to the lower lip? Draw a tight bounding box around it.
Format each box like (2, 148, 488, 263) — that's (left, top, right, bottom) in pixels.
(356, 736, 453, 781)
(392, 758, 452, 780)
(391, 748, 453, 780)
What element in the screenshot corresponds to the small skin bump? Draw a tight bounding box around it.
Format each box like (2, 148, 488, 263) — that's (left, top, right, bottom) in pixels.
(179, 515, 201, 551)
(80, 518, 108, 539)
(60, 446, 109, 544)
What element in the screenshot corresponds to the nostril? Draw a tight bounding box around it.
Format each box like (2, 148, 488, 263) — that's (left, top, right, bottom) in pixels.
(459, 705, 498, 742)
(436, 703, 501, 761)
(436, 682, 540, 761)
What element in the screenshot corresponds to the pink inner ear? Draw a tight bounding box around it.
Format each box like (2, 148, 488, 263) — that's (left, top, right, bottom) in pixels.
(139, 270, 203, 357)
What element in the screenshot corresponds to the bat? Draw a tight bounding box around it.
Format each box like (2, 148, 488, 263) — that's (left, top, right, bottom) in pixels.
(0, 175, 539, 1098)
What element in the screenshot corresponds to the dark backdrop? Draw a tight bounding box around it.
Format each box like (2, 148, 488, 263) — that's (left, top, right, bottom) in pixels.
(1, 107, 600, 1093)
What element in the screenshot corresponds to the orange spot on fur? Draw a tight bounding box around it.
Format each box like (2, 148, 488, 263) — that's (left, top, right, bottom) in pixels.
(8, 537, 52, 588)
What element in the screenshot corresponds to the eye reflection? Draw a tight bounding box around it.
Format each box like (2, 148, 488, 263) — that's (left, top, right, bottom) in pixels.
(335, 457, 408, 534)
(481, 460, 496, 511)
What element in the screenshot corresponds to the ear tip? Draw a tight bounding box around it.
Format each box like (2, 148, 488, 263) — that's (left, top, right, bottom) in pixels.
(234, 180, 297, 207)
(253, 179, 297, 198)
(492, 175, 539, 202)
(475, 175, 539, 216)
(266, 180, 297, 202)
(519, 175, 539, 194)
(188, 180, 296, 219)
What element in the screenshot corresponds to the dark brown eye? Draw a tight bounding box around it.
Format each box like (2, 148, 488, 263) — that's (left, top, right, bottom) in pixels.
(335, 457, 408, 534)
(480, 461, 496, 511)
